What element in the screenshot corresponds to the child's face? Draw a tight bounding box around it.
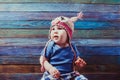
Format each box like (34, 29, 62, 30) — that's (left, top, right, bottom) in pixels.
(50, 25, 68, 45)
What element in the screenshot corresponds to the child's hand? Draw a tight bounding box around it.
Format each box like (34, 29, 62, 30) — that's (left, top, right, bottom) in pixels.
(40, 65, 45, 72)
(75, 57, 86, 68)
(49, 67, 61, 78)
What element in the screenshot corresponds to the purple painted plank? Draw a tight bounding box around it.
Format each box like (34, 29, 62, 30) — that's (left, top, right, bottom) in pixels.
(0, 73, 42, 80)
(0, 56, 39, 64)
(0, 56, 120, 65)
(0, 38, 120, 46)
(0, 73, 119, 80)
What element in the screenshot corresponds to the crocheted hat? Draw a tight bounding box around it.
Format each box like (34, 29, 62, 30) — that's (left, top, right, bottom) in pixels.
(50, 12, 83, 40)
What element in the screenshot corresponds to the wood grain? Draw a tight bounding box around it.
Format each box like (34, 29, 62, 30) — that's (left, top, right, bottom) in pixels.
(0, 20, 119, 29)
(0, 56, 120, 65)
(0, 29, 119, 39)
(0, 38, 120, 46)
(0, 0, 119, 4)
(0, 0, 119, 79)
(0, 3, 119, 12)
(0, 12, 119, 21)
(0, 73, 119, 80)
(0, 64, 119, 73)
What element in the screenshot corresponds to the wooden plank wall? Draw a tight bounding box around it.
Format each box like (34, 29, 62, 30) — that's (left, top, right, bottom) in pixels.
(0, 0, 120, 80)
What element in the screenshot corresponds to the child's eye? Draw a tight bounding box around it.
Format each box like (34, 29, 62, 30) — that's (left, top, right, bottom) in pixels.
(51, 27, 55, 30)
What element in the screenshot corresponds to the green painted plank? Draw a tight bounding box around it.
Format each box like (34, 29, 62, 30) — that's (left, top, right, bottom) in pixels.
(75, 29, 120, 39)
(0, 29, 119, 39)
(0, 0, 119, 4)
(0, 29, 48, 38)
(0, 3, 119, 12)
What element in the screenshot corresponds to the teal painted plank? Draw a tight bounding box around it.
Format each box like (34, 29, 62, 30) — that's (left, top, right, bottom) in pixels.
(91, 0, 120, 4)
(0, 3, 119, 12)
(0, 12, 119, 21)
(0, 38, 120, 46)
(0, 20, 119, 29)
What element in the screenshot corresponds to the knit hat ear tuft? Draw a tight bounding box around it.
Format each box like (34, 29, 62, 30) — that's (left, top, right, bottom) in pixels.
(70, 12, 83, 22)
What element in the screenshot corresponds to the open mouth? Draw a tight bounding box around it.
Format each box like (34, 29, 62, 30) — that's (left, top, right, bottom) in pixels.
(53, 36, 59, 40)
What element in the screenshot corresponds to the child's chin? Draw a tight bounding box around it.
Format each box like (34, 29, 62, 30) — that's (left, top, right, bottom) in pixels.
(54, 40, 61, 44)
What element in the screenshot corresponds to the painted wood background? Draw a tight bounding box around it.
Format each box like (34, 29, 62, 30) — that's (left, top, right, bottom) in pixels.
(0, 0, 120, 80)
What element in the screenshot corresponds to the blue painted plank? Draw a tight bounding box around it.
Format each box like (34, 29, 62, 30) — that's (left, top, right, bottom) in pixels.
(0, 20, 119, 29)
(0, 3, 119, 12)
(0, 12, 119, 21)
(0, 46, 119, 56)
(78, 46, 120, 56)
(0, 46, 42, 56)
(83, 55, 120, 65)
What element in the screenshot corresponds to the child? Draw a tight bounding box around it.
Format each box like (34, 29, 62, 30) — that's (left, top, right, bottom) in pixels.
(39, 12, 88, 80)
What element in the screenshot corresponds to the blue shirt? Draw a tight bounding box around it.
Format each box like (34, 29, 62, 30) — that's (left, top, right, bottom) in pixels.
(41, 40, 80, 74)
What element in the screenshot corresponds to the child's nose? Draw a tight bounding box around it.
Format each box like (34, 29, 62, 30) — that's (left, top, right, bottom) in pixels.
(54, 30, 58, 34)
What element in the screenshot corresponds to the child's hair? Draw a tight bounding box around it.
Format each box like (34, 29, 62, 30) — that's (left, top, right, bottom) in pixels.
(49, 12, 83, 40)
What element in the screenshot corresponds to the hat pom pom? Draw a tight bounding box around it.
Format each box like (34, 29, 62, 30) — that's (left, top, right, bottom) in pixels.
(77, 11, 83, 20)
(70, 11, 83, 22)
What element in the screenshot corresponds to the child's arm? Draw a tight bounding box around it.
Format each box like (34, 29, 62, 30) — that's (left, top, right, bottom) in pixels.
(39, 56, 61, 78)
(75, 57, 86, 68)
(39, 56, 46, 72)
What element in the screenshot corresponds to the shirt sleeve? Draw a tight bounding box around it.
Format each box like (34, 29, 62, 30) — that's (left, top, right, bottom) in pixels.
(40, 40, 54, 60)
